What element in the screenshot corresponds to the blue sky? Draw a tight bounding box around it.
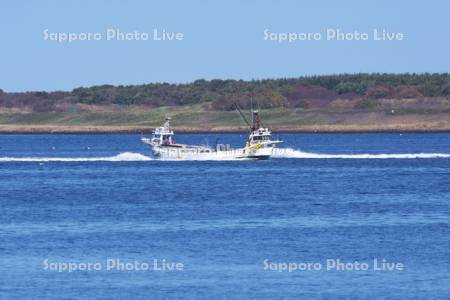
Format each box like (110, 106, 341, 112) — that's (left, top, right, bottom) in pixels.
(0, 0, 449, 92)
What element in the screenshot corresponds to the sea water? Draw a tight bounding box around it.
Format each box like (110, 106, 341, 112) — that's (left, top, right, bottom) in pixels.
(0, 133, 449, 299)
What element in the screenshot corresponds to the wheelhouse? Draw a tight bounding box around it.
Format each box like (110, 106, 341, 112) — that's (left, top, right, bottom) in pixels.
(249, 128, 273, 143)
(151, 118, 174, 146)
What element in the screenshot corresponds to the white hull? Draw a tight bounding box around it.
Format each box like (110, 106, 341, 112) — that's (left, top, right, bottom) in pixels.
(146, 142, 274, 160)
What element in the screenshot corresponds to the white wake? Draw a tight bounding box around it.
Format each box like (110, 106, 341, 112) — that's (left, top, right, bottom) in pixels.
(1, 149, 450, 162)
(272, 148, 450, 159)
(0, 152, 152, 162)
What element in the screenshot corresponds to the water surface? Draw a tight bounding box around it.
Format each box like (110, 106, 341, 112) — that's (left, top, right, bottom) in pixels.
(0, 133, 449, 299)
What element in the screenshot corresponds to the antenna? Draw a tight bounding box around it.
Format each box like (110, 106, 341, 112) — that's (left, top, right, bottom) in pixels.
(257, 101, 264, 128)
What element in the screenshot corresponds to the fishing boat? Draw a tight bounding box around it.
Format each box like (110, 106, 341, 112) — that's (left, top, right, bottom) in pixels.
(236, 107, 283, 159)
(141, 117, 214, 158)
(141, 108, 282, 160)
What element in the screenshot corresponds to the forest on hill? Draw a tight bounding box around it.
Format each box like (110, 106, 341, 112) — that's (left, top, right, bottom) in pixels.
(1, 73, 449, 113)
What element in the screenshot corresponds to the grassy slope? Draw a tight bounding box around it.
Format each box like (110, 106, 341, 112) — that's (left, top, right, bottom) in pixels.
(0, 105, 449, 132)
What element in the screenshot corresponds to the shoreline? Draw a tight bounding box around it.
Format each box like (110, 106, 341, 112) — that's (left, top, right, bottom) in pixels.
(1, 125, 450, 134)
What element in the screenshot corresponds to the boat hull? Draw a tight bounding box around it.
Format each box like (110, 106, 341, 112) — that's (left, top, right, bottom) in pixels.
(149, 144, 274, 160)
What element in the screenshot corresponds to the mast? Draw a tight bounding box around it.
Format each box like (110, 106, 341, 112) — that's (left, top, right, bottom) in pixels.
(251, 110, 261, 131)
(163, 117, 171, 131)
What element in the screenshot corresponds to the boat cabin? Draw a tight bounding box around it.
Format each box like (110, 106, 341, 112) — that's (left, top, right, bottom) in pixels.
(152, 118, 175, 146)
(249, 128, 273, 144)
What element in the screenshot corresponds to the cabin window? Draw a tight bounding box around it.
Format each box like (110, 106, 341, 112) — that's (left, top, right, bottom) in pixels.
(162, 135, 171, 145)
(253, 135, 269, 141)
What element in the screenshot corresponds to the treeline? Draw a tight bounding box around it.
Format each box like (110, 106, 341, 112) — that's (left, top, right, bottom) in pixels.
(0, 73, 449, 112)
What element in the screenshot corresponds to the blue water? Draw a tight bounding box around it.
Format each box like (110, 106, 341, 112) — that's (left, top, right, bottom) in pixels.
(1, 133, 450, 299)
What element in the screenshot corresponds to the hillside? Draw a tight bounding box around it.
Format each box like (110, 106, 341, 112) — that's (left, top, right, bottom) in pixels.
(0, 73, 449, 132)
